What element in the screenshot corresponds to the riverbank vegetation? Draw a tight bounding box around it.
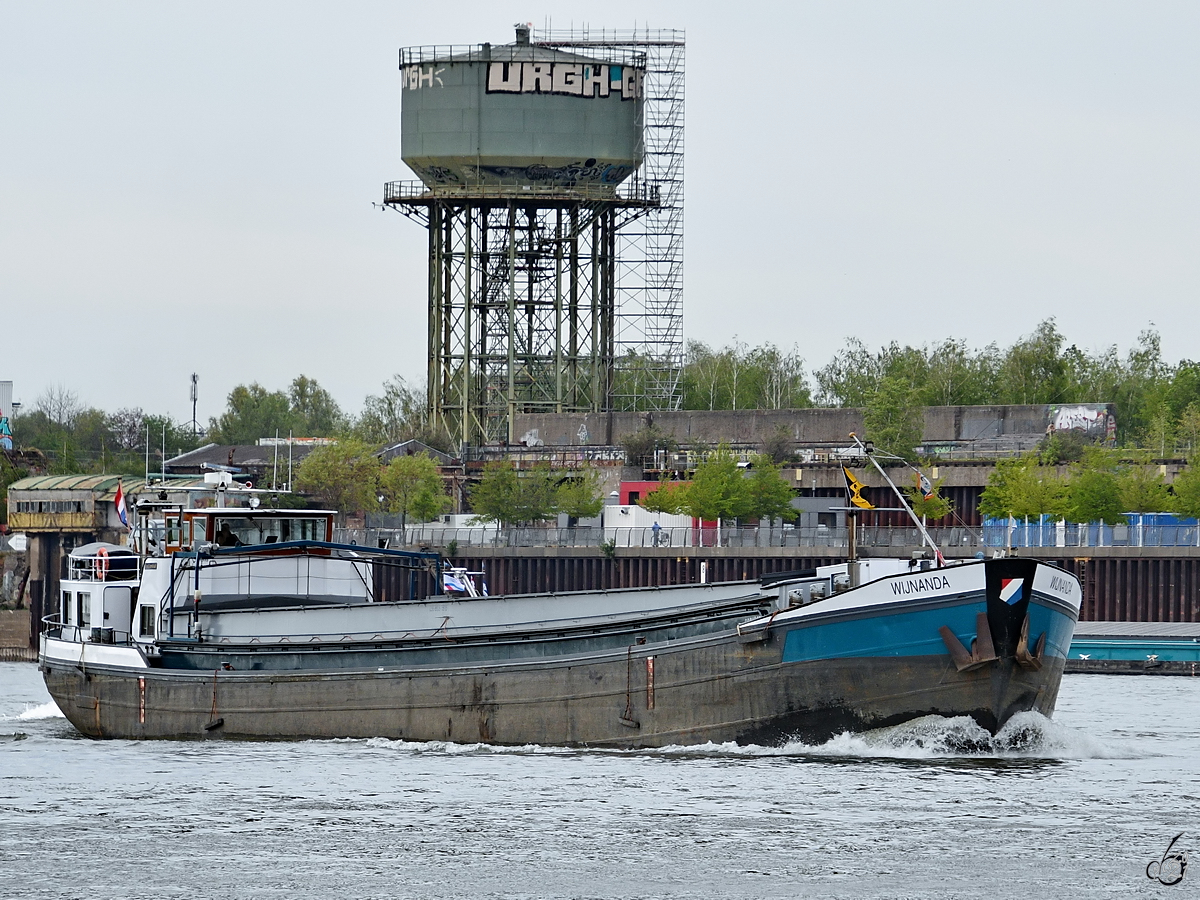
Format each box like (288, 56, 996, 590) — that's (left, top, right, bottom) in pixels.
(9, 319, 1200, 478)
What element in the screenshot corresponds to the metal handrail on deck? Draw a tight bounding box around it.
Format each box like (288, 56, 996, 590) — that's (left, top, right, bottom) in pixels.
(398, 44, 646, 66)
(384, 180, 660, 206)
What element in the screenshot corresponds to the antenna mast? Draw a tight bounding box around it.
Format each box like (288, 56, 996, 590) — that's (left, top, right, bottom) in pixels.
(190, 373, 199, 437)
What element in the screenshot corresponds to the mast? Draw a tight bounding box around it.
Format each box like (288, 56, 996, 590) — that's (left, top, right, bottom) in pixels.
(850, 434, 945, 566)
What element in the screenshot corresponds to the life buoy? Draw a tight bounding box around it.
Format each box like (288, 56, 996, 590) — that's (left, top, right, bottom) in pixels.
(94, 546, 110, 581)
(244, 481, 253, 490)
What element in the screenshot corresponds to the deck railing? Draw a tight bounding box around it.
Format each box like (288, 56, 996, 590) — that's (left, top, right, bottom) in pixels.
(335, 525, 986, 552)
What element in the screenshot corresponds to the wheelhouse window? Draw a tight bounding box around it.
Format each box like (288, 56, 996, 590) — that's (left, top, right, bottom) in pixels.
(61, 591, 70, 624)
(77, 592, 90, 627)
(211, 516, 329, 547)
(165, 516, 191, 548)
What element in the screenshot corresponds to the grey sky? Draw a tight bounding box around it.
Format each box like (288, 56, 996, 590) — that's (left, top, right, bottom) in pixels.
(4, 2, 1197, 426)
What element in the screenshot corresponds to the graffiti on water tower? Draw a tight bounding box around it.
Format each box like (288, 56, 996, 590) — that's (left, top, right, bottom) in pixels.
(485, 62, 644, 99)
(473, 160, 633, 186)
(417, 159, 634, 188)
(402, 62, 644, 99)
(403, 65, 446, 90)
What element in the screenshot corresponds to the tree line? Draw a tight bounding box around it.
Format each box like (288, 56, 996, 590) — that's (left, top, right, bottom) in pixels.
(640, 320, 1200, 453)
(294, 440, 449, 526)
(640, 447, 797, 523)
(980, 447, 1200, 523)
(6, 373, 447, 479)
(10, 319, 1200, 483)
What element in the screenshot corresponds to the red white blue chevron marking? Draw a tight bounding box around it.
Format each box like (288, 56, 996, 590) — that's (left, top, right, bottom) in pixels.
(1000, 577, 1024, 605)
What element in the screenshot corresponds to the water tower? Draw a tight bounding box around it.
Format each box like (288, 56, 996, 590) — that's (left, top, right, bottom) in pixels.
(385, 25, 685, 448)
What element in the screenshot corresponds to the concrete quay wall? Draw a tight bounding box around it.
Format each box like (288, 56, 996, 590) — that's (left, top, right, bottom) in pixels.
(513, 404, 1113, 449)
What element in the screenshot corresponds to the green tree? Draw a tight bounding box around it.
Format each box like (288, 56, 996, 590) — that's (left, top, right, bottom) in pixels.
(1141, 401, 1176, 457)
(1037, 429, 1089, 465)
(980, 456, 1069, 519)
(1067, 450, 1125, 524)
(1164, 360, 1200, 418)
(745, 456, 797, 522)
(143, 414, 205, 464)
(0, 456, 29, 522)
(639, 478, 689, 515)
(760, 426, 796, 466)
(1118, 466, 1173, 513)
(469, 462, 559, 526)
(1010, 464, 1070, 519)
(210, 383, 293, 445)
(509, 463, 560, 525)
(354, 375, 453, 452)
(555, 471, 604, 521)
(996, 319, 1069, 404)
(749, 344, 811, 409)
(379, 453, 450, 531)
(468, 462, 519, 526)
(49, 438, 82, 475)
(863, 375, 923, 463)
(920, 338, 997, 407)
(1171, 465, 1200, 521)
(618, 423, 678, 468)
(1176, 403, 1200, 453)
(904, 476, 952, 521)
(288, 375, 345, 437)
(294, 439, 381, 521)
(676, 446, 753, 521)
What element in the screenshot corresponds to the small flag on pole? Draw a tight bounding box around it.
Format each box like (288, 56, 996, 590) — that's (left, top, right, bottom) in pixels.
(919, 474, 934, 501)
(841, 467, 875, 510)
(114, 482, 130, 530)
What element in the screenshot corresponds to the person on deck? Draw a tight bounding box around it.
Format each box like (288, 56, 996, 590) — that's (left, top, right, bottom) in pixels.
(215, 523, 242, 547)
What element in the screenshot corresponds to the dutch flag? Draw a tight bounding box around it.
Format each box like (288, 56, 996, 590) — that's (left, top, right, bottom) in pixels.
(1000, 577, 1024, 605)
(114, 482, 130, 530)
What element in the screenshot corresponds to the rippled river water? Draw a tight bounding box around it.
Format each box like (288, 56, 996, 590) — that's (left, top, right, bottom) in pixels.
(2, 662, 1198, 899)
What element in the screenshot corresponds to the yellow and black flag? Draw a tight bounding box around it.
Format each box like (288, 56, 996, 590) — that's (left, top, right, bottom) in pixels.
(841, 466, 875, 510)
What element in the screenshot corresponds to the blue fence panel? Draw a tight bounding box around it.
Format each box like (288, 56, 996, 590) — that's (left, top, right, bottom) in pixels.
(984, 514, 1200, 548)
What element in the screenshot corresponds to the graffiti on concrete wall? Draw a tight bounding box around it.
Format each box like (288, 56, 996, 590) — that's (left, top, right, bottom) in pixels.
(1048, 405, 1116, 442)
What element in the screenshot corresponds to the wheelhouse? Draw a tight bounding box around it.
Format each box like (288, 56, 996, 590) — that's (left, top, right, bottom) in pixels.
(151, 508, 337, 553)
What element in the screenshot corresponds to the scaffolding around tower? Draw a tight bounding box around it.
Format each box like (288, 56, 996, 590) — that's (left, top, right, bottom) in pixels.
(533, 27, 686, 416)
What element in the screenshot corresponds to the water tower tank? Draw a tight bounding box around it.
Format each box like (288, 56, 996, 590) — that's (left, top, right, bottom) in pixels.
(400, 25, 645, 191)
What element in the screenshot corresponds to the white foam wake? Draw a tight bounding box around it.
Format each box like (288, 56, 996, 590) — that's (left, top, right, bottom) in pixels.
(1, 701, 65, 722)
(770, 711, 1137, 760)
(348, 711, 1135, 760)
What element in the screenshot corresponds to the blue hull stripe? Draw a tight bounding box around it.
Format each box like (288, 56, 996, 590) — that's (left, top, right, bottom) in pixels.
(1026, 599, 1077, 660)
(781, 596, 1076, 663)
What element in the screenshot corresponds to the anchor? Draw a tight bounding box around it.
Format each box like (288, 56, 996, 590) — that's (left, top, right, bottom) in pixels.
(939, 613, 999, 672)
(1014, 614, 1046, 671)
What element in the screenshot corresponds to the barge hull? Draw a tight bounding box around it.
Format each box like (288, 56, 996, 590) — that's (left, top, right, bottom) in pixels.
(42, 635, 1066, 747)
